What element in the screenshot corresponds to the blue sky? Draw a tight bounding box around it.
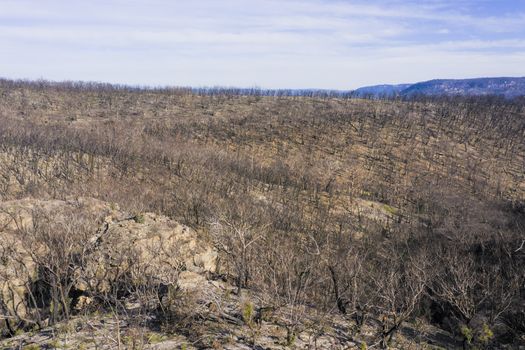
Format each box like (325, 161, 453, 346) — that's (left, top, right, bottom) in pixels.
(0, 0, 524, 89)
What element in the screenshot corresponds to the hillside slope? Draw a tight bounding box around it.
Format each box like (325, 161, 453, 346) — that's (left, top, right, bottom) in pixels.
(355, 77, 525, 98)
(0, 80, 524, 349)
(401, 77, 525, 97)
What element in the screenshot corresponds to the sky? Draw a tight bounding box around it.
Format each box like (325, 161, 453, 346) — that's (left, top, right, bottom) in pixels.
(0, 0, 524, 89)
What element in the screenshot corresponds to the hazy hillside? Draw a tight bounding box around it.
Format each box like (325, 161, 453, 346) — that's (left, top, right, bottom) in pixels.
(402, 77, 525, 97)
(353, 84, 411, 97)
(0, 80, 524, 349)
(355, 77, 525, 98)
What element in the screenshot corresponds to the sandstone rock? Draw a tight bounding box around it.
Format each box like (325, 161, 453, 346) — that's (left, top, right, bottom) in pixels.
(177, 271, 207, 291)
(79, 211, 217, 292)
(191, 247, 218, 273)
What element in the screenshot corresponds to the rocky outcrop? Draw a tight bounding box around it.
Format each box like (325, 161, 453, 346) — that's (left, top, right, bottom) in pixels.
(0, 198, 217, 327)
(76, 210, 218, 294)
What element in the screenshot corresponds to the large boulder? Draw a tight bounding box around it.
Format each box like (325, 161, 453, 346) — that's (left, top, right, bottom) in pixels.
(78, 210, 218, 293)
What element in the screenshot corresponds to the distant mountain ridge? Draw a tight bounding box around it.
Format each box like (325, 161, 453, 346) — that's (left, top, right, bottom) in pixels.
(2, 76, 524, 99)
(352, 84, 411, 97)
(354, 77, 525, 98)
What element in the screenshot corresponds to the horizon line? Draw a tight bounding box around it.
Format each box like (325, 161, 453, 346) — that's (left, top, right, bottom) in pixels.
(2, 75, 525, 92)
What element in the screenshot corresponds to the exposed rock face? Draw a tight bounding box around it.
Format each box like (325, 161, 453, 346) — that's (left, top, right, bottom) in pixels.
(78, 210, 217, 294)
(0, 198, 217, 324)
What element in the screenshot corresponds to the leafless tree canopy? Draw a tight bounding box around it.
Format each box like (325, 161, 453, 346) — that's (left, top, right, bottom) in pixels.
(0, 79, 524, 348)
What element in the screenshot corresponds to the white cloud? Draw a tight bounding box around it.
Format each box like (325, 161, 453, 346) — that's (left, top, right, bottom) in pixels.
(0, 0, 523, 88)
